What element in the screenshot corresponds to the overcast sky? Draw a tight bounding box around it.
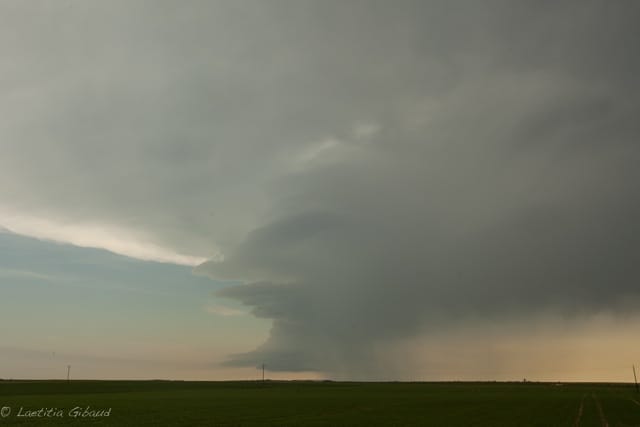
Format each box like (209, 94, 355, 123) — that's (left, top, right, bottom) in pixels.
(1, 0, 639, 381)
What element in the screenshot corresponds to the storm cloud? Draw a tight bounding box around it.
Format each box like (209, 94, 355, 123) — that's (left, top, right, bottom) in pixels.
(2, 1, 639, 378)
(196, 1, 640, 376)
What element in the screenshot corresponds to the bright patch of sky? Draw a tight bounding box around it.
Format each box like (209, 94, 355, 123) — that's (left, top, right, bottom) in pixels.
(0, 231, 269, 380)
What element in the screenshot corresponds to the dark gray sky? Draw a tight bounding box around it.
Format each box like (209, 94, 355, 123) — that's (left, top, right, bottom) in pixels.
(1, 1, 639, 380)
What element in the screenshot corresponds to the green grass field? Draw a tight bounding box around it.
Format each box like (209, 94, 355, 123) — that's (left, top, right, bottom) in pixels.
(1, 380, 639, 426)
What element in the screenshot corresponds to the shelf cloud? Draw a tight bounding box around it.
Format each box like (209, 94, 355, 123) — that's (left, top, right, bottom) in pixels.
(1, 1, 639, 378)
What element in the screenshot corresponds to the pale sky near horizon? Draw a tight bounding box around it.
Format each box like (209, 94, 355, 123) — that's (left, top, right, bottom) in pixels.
(1, 1, 639, 381)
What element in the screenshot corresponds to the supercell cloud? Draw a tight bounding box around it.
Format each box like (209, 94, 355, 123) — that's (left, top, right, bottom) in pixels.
(2, 1, 639, 378)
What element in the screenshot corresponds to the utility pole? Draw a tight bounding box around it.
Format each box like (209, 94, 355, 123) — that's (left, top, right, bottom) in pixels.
(262, 363, 265, 382)
(67, 365, 71, 383)
(633, 365, 638, 393)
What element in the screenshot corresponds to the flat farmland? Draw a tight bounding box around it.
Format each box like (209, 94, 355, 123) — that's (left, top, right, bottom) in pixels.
(0, 380, 639, 426)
